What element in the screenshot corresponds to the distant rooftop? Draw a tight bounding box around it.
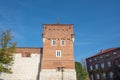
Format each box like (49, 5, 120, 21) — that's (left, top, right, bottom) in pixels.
(86, 47, 120, 59)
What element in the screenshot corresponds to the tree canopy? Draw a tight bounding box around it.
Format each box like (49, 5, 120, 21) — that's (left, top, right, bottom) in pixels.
(75, 62, 88, 80)
(0, 29, 16, 73)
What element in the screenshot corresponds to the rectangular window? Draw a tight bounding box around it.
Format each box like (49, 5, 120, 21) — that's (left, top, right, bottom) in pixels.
(89, 59, 92, 62)
(103, 73, 106, 79)
(91, 74, 94, 80)
(100, 56, 103, 58)
(106, 54, 109, 57)
(97, 74, 100, 79)
(95, 64, 98, 69)
(90, 65, 93, 70)
(52, 40, 56, 46)
(56, 50, 61, 57)
(113, 52, 117, 55)
(101, 63, 104, 68)
(108, 61, 111, 67)
(109, 71, 113, 78)
(94, 58, 97, 60)
(61, 40, 65, 46)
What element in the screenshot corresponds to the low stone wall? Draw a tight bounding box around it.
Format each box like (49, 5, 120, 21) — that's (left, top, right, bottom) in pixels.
(40, 69, 76, 80)
(0, 53, 41, 80)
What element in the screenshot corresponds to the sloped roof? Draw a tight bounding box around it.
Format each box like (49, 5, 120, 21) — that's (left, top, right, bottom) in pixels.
(86, 47, 120, 59)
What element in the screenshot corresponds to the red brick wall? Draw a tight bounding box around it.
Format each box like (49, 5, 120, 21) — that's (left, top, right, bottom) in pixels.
(41, 24, 75, 69)
(15, 47, 42, 57)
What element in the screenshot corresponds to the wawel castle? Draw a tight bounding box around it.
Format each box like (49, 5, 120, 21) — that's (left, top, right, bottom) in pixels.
(0, 24, 76, 80)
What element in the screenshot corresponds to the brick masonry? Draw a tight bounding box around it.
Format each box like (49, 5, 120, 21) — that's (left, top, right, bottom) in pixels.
(0, 24, 76, 80)
(42, 24, 75, 69)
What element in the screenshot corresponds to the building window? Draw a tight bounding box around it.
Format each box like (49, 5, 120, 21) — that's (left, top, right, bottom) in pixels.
(106, 54, 109, 57)
(101, 63, 104, 68)
(91, 74, 94, 80)
(103, 73, 106, 79)
(94, 58, 97, 60)
(90, 65, 93, 70)
(52, 40, 56, 46)
(96, 73, 100, 79)
(89, 59, 92, 62)
(108, 61, 111, 67)
(109, 71, 113, 78)
(56, 50, 61, 57)
(113, 52, 117, 55)
(100, 56, 103, 58)
(95, 64, 98, 69)
(61, 40, 65, 46)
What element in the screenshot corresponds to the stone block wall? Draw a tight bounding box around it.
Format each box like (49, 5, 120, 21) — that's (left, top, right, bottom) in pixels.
(0, 48, 42, 80)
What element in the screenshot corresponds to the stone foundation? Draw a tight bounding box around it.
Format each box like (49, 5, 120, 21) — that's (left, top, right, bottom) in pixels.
(40, 69, 76, 80)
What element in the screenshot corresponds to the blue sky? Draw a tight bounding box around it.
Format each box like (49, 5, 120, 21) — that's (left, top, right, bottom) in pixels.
(0, 0, 120, 61)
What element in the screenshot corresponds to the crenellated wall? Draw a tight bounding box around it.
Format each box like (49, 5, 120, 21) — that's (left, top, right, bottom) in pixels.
(0, 48, 42, 80)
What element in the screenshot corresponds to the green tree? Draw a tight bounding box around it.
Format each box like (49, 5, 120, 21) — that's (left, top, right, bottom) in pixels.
(0, 29, 16, 73)
(75, 62, 88, 80)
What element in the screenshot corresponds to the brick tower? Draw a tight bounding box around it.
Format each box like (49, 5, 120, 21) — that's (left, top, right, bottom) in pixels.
(40, 24, 76, 80)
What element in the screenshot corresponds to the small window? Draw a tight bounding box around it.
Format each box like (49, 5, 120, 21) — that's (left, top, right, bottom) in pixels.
(108, 61, 111, 67)
(95, 64, 98, 69)
(109, 71, 113, 78)
(89, 59, 92, 62)
(113, 52, 117, 55)
(52, 40, 56, 46)
(90, 65, 93, 70)
(101, 63, 104, 68)
(61, 40, 65, 46)
(91, 74, 94, 80)
(94, 58, 97, 60)
(106, 54, 109, 57)
(96, 74, 100, 79)
(103, 73, 106, 79)
(56, 50, 61, 57)
(100, 56, 103, 58)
